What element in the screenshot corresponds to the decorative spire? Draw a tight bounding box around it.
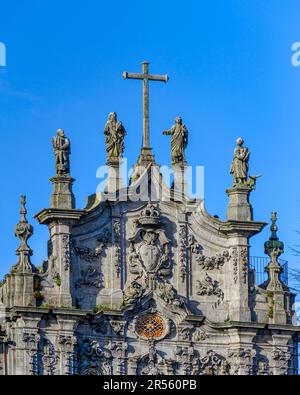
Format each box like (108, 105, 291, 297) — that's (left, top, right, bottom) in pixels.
(12, 195, 34, 273)
(264, 212, 284, 258)
(263, 212, 285, 290)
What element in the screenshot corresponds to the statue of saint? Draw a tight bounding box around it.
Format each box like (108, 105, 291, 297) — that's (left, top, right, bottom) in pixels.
(230, 137, 249, 186)
(104, 112, 127, 163)
(163, 116, 188, 165)
(52, 129, 70, 176)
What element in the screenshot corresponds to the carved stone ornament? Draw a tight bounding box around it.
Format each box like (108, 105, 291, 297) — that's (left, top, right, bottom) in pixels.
(192, 327, 209, 342)
(228, 348, 256, 375)
(41, 338, 59, 376)
(23, 331, 40, 375)
(178, 224, 188, 282)
(72, 229, 111, 263)
(75, 265, 103, 289)
(128, 203, 171, 282)
(78, 339, 112, 375)
(231, 247, 238, 284)
(197, 273, 224, 305)
(157, 279, 184, 307)
(136, 342, 175, 375)
(175, 345, 197, 375)
(122, 281, 144, 306)
(124, 203, 183, 308)
(199, 349, 230, 375)
(112, 219, 122, 277)
(197, 250, 230, 270)
(62, 234, 71, 271)
(12, 195, 34, 273)
(272, 349, 291, 375)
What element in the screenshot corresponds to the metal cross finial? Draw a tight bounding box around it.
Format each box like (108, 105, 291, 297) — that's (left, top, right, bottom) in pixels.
(123, 61, 169, 158)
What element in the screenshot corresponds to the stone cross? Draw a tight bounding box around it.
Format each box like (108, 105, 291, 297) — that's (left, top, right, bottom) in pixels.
(123, 61, 169, 153)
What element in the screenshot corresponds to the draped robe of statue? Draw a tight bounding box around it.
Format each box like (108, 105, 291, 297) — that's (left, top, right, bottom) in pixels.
(52, 129, 70, 176)
(163, 117, 188, 165)
(230, 141, 249, 186)
(104, 112, 127, 164)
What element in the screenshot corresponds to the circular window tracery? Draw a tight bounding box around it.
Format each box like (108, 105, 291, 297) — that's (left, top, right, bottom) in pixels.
(135, 313, 166, 339)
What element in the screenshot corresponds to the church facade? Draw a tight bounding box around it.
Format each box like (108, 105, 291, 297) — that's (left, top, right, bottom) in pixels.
(0, 63, 299, 375)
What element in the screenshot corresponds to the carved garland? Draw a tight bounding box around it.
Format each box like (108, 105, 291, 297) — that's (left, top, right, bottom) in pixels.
(62, 234, 71, 271)
(197, 250, 230, 270)
(178, 224, 188, 282)
(72, 229, 111, 263)
(113, 220, 121, 278)
(231, 247, 238, 284)
(240, 247, 249, 285)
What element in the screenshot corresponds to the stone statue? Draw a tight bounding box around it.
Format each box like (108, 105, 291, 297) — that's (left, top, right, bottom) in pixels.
(104, 112, 127, 163)
(52, 129, 70, 176)
(163, 116, 188, 165)
(230, 137, 249, 186)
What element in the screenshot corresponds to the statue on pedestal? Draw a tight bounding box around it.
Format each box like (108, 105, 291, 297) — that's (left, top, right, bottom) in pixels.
(230, 137, 249, 186)
(52, 129, 71, 176)
(104, 112, 127, 164)
(163, 116, 188, 165)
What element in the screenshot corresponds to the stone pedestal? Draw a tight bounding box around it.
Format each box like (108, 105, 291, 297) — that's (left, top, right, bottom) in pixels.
(4, 273, 35, 307)
(226, 185, 253, 221)
(106, 160, 123, 194)
(137, 147, 156, 166)
(50, 176, 75, 210)
(173, 164, 188, 199)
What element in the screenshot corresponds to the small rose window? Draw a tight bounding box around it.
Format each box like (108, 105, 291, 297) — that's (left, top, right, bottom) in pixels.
(135, 313, 165, 339)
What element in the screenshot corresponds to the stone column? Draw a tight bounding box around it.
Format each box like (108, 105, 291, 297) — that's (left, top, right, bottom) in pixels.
(228, 241, 251, 322)
(220, 220, 266, 322)
(49, 222, 72, 307)
(35, 209, 83, 308)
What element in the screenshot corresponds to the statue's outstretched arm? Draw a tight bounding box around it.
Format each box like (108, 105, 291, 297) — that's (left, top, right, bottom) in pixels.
(163, 128, 172, 136)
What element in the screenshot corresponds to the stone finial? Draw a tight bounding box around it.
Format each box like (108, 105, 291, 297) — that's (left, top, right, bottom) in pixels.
(264, 212, 285, 290)
(264, 212, 284, 259)
(12, 195, 34, 273)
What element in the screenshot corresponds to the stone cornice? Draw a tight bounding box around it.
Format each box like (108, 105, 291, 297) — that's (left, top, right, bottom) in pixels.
(35, 208, 86, 224)
(219, 220, 267, 237)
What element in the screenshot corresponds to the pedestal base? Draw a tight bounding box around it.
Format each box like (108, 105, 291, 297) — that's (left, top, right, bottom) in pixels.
(226, 185, 253, 221)
(137, 147, 156, 166)
(50, 176, 75, 209)
(106, 161, 123, 194)
(172, 164, 188, 200)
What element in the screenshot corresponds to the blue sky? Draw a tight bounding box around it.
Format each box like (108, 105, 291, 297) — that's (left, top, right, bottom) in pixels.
(0, 1, 300, 280)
